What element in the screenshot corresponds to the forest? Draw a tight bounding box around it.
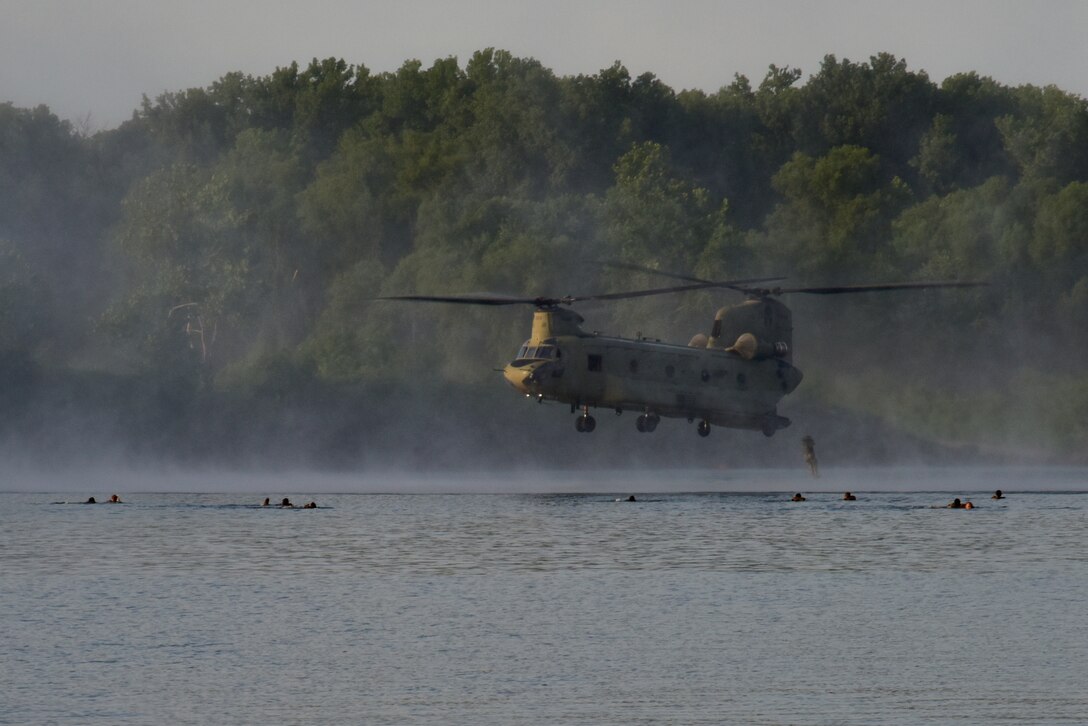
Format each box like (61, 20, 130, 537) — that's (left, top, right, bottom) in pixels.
(2, 50, 1087, 468)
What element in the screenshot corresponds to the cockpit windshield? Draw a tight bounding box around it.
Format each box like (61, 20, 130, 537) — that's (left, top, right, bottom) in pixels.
(515, 342, 561, 360)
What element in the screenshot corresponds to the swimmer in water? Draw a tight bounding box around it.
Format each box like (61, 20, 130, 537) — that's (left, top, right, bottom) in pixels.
(262, 498, 270, 507)
(992, 490, 1004, 499)
(303, 501, 317, 509)
(108, 494, 122, 503)
(842, 492, 856, 501)
(948, 498, 963, 509)
(280, 498, 294, 508)
(791, 493, 806, 502)
(627, 495, 637, 502)
(964, 500, 974, 509)
(85, 496, 97, 504)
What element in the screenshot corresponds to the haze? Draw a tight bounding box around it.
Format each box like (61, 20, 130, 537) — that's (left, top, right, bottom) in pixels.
(3, 0, 1087, 129)
(3, 0, 1088, 492)
(4, 464, 1083, 494)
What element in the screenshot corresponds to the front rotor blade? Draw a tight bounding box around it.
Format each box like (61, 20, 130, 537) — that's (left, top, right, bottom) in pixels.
(378, 281, 741, 308)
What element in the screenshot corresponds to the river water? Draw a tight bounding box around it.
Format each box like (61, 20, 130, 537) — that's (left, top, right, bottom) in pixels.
(2, 468, 1086, 724)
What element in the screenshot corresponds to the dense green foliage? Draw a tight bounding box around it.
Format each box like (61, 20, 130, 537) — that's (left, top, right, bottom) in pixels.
(2, 50, 1087, 464)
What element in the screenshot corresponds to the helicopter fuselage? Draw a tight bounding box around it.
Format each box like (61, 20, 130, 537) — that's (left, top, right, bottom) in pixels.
(381, 272, 983, 437)
(502, 307, 803, 436)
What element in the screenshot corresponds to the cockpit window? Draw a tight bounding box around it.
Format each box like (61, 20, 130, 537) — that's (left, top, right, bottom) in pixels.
(515, 343, 558, 360)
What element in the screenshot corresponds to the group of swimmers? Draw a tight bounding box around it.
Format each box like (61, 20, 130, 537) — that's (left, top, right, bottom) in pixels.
(262, 497, 318, 509)
(946, 491, 1005, 509)
(790, 490, 1006, 506)
(84, 489, 1009, 509)
(790, 492, 850, 502)
(82, 494, 318, 508)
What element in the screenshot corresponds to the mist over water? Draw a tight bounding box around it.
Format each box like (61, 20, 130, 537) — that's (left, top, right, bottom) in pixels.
(3, 470, 1086, 724)
(3, 464, 1086, 494)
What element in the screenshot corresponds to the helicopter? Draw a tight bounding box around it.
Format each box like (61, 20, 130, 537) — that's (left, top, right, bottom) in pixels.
(379, 265, 985, 438)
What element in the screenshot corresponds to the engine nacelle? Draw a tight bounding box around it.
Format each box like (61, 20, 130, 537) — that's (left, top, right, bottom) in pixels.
(727, 332, 789, 361)
(708, 297, 793, 361)
(687, 333, 709, 348)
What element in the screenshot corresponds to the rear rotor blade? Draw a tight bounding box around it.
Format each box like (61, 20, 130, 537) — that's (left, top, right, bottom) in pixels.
(769, 281, 990, 295)
(598, 260, 988, 297)
(564, 280, 751, 303)
(595, 259, 787, 291)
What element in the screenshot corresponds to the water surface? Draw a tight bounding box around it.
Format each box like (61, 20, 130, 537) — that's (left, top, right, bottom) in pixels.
(2, 470, 1086, 724)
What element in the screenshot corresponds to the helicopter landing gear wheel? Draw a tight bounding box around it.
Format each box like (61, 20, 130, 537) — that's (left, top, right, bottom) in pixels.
(761, 419, 777, 437)
(697, 419, 711, 437)
(636, 414, 659, 433)
(636, 415, 646, 433)
(575, 416, 585, 432)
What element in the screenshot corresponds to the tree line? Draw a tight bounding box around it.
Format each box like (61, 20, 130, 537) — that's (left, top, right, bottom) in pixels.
(2, 50, 1087, 463)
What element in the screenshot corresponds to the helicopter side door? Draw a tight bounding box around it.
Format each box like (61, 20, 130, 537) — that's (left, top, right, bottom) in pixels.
(579, 344, 606, 405)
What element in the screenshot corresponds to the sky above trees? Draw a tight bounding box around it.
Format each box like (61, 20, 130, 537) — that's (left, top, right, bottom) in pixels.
(3, 0, 1087, 130)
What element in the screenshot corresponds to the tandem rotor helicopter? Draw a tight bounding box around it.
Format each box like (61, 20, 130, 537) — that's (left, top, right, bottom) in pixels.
(379, 263, 985, 438)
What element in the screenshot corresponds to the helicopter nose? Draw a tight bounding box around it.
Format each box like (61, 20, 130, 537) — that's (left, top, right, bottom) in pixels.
(502, 362, 529, 392)
(503, 361, 550, 393)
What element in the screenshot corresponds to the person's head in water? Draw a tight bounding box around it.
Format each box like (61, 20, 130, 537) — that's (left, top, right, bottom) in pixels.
(262, 498, 270, 506)
(949, 498, 962, 508)
(792, 493, 806, 502)
(85, 496, 96, 504)
(992, 490, 1004, 499)
(843, 492, 856, 500)
(964, 500, 974, 509)
(108, 494, 121, 503)
(281, 498, 293, 507)
(627, 495, 637, 502)
(303, 501, 317, 509)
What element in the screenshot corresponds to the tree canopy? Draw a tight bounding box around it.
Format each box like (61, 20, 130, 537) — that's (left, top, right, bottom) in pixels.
(2, 51, 1088, 464)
